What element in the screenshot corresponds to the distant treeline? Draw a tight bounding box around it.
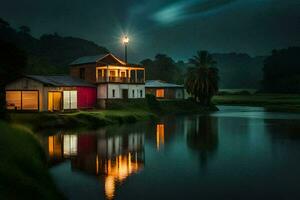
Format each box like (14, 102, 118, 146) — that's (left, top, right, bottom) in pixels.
(141, 53, 265, 89)
(262, 47, 300, 93)
(0, 18, 108, 75)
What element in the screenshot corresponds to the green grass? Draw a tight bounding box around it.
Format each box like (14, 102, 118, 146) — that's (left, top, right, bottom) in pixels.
(213, 94, 300, 112)
(9, 98, 215, 130)
(9, 108, 157, 130)
(0, 121, 64, 199)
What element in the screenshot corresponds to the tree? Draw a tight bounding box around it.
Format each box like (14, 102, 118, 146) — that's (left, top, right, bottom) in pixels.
(262, 47, 300, 93)
(185, 51, 219, 105)
(19, 25, 31, 34)
(0, 41, 27, 120)
(0, 18, 10, 28)
(141, 54, 182, 83)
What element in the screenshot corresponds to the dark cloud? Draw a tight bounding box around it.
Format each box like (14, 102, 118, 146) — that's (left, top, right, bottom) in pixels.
(152, 0, 238, 24)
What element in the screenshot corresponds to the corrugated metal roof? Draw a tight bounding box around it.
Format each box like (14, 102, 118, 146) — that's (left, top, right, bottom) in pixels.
(70, 54, 108, 65)
(145, 80, 184, 88)
(25, 75, 96, 87)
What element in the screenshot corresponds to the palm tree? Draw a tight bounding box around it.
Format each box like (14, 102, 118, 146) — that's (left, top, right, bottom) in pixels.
(185, 51, 219, 106)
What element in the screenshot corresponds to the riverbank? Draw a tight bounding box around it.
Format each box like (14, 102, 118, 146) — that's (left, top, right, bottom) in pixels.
(9, 99, 215, 130)
(9, 109, 156, 131)
(0, 121, 64, 199)
(213, 94, 300, 112)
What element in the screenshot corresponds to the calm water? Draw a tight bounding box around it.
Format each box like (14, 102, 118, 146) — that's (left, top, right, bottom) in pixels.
(39, 106, 300, 200)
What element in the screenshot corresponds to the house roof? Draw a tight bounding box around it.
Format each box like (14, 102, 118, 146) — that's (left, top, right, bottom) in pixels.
(145, 80, 184, 88)
(70, 53, 126, 66)
(25, 75, 96, 87)
(69, 54, 108, 65)
(70, 53, 143, 67)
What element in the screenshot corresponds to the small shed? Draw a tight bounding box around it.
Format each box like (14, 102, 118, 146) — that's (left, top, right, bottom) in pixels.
(5, 75, 96, 112)
(145, 80, 185, 99)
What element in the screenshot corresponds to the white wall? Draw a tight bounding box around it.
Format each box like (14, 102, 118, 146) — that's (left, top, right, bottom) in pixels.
(98, 83, 145, 99)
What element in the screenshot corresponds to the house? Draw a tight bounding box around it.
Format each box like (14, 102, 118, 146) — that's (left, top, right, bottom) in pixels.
(45, 131, 144, 199)
(69, 53, 145, 108)
(145, 80, 185, 99)
(5, 75, 96, 112)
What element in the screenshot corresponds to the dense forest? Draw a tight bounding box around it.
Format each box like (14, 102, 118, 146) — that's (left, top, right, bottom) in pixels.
(262, 47, 300, 93)
(0, 18, 108, 74)
(141, 53, 265, 89)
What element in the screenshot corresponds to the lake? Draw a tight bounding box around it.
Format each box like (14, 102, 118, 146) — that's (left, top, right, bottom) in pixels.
(38, 106, 300, 200)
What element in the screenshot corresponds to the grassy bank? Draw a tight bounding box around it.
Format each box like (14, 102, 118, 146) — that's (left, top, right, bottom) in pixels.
(213, 94, 300, 112)
(10, 109, 157, 131)
(9, 98, 215, 130)
(0, 121, 64, 199)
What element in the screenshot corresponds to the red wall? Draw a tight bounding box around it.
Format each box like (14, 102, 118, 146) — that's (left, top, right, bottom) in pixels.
(77, 86, 97, 109)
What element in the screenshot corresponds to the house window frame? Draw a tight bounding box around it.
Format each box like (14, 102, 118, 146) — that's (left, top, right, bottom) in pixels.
(6, 90, 39, 111)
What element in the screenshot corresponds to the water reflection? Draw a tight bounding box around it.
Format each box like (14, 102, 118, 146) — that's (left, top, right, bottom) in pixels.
(186, 116, 219, 166)
(156, 124, 165, 150)
(43, 128, 145, 200)
(39, 107, 300, 200)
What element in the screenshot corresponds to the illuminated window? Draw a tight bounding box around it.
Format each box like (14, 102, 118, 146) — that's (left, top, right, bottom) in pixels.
(6, 91, 38, 110)
(121, 71, 126, 78)
(156, 89, 164, 98)
(48, 92, 62, 111)
(22, 91, 38, 110)
(6, 91, 21, 110)
(109, 70, 116, 77)
(63, 91, 77, 110)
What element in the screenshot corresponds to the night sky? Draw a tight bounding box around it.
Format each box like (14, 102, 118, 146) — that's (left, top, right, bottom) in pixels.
(1, 0, 299, 61)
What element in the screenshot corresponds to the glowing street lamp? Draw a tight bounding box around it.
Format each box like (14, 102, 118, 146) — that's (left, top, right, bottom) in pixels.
(122, 36, 129, 63)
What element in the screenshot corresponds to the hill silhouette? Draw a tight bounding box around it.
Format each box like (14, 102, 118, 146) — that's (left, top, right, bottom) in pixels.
(0, 18, 108, 74)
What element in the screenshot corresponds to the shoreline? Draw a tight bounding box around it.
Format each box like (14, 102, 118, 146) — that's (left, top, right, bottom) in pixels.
(9, 100, 216, 131)
(213, 94, 300, 113)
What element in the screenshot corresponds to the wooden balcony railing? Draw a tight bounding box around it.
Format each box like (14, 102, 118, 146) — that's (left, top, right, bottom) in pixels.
(97, 77, 144, 83)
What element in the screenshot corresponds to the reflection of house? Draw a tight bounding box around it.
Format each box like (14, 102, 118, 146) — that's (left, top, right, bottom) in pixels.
(45, 132, 144, 200)
(145, 80, 185, 99)
(70, 53, 145, 108)
(47, 134, 78, 164)
(5, 75, 96, 111)
(156, 124, 165, 150)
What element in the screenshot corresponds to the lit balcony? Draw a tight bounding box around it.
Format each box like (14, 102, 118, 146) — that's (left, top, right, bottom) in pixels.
(97, 76, 144, 83)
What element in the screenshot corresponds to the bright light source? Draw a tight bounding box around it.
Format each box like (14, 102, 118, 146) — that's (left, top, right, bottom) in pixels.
(122, 36, 129, 44)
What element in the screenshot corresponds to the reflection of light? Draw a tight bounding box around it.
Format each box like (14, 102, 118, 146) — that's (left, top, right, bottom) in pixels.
(63, 135, 78, 156)
(105, 176, 115, 200)
(48, 135, 62, 159)
(103, 153, 143, 199)
(156, 124, 165, 150)
(96, 155, 99, 175)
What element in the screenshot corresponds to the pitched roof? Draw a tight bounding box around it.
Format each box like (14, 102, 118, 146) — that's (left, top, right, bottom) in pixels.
(145, 80, 184, 88)
(70, 53, 128, 66)
(69, 54, 108, 65)
(25, 75, 96, 87)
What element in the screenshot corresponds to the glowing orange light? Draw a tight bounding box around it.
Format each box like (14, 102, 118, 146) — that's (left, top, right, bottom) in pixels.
(156, 89, 165, 98)
(156, 124, 165, 150)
